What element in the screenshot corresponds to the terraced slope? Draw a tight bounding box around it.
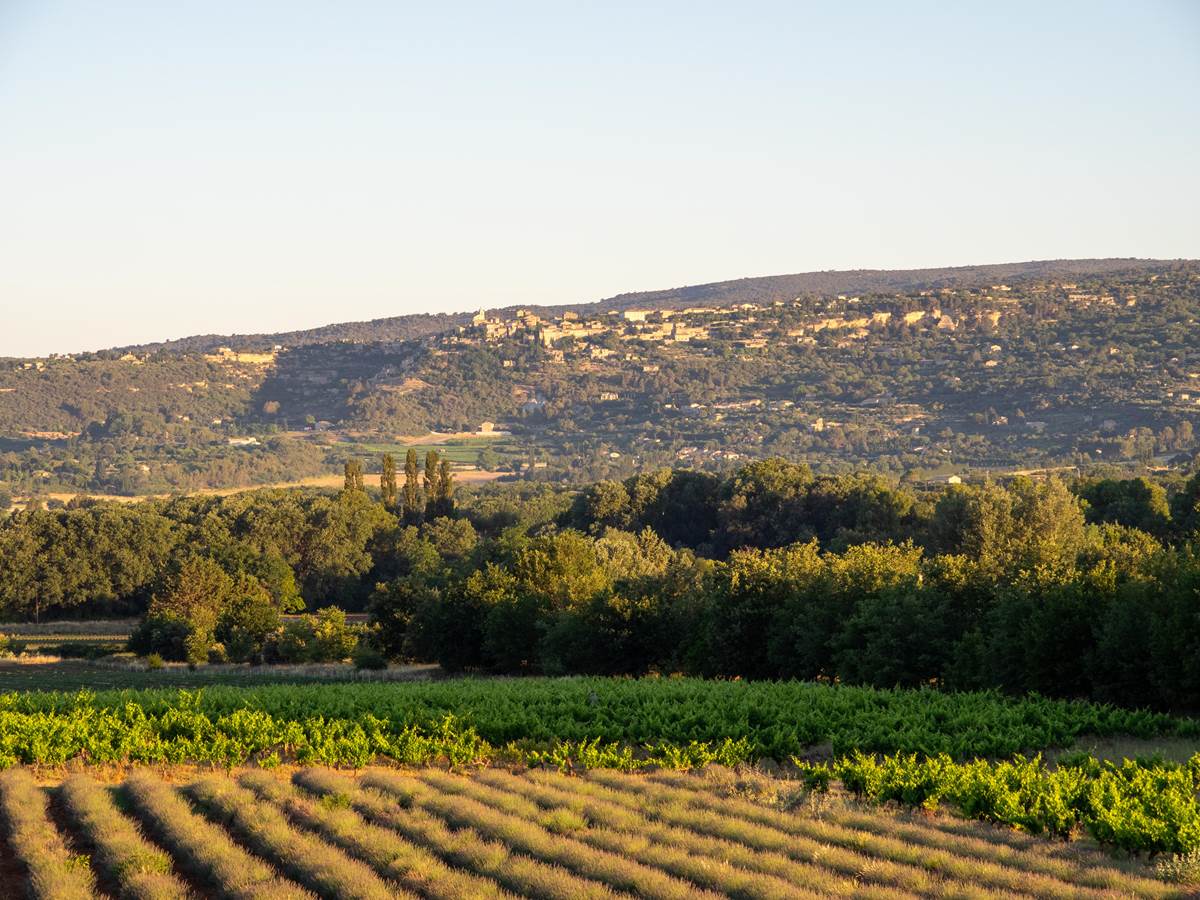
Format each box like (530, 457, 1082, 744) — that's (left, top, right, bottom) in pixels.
(0, 766, 1182, 899)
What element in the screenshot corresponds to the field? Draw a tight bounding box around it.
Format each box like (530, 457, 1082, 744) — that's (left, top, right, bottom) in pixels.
(0, 657, 439, 692)
(0, 764, 1185, 899)
(0, 677, 1194, 861)
(334, 432, 520, 477)
(10, 452, 506, 506)
(0, 675, 1196, 891)
(4, 677, 1198, 762)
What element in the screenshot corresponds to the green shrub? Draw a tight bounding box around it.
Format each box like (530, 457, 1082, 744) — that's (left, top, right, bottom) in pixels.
(129, 615, 193, 663)
(796, 750, 1200, 854)
(352, 643, 388, 670)
(53, 642, 119, 660)
(1157, 849, 1200, 885)
(275, 608, 358, 663)
(145, 653, 164, 670)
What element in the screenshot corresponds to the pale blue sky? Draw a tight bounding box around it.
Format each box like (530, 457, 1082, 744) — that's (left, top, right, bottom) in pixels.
(1, 1, 1197, 356)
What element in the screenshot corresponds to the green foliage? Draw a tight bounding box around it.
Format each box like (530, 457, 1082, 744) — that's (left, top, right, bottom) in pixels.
(1079, 476, 1172, 535)
(129, 557, 236, 664)
(932, 477, 1086, 576)
(797, 750, 1200, 855)
(1157, 849, 1200, 885)
(275, 608, 359, 663)
(215, 578, 281, 663)
(1, 678, 1193, 769)
(343, 459, 365, 492)
(4, 461, 1200, 711)
(352, 642, 388, 671)
(0, 677, 1196, 854)
(380, 452, 398, 510)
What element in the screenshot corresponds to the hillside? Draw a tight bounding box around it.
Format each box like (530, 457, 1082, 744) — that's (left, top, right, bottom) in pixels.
(580, 257, 1192, 313)
(2, 258, 1198, 497)
(101, 257, 1188, 353)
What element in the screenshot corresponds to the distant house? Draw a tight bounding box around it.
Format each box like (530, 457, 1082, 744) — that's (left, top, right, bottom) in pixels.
(599, 391, 620, 402)
(227, 436, 260, 447)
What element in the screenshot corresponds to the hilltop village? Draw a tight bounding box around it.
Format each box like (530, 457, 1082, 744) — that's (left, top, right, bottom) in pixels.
(1, 267, 1198, 497)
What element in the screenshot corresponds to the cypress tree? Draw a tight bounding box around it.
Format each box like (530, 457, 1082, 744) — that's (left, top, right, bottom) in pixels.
(380, 453, 398, 510)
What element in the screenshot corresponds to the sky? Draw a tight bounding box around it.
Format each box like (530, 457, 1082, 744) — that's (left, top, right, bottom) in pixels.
(1, 1, 1198, 357)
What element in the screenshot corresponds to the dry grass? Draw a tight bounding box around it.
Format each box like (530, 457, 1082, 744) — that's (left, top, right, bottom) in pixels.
(2, 621, 136, 636)
(57, 773, 191, 900)
(0, 768, 97, 900)
(1054, 734, 1200, 766)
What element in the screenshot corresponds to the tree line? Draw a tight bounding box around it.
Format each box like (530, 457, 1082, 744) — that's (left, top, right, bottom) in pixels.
(2, 458, 1199, 709)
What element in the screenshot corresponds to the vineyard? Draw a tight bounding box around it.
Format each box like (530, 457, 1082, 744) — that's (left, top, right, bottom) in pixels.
(0, 764, 1186, 899)
(5, 678, 1197, 761)
(0, 678, 1196, 862)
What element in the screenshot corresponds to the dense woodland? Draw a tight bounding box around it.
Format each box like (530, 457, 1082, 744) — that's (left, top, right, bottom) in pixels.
(3, 459, 1200, 711)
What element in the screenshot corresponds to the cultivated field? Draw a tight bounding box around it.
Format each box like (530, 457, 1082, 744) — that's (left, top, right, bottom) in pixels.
(0, 765, 1181, 899)
(11, 465, 505, 507)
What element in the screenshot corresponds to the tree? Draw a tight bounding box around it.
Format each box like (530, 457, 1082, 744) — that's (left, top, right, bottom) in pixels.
(694, 540, 823, 679)
(931, 478, 1085, 576)
(403, 449, 421, 522)
(343, 459, 364, 493)
(130, 556, 236, 663)
(215, 575, 281, 662)
(424, 451, 441, 519)
(1078, 477, 1171, 535)
(715, 458, 814, 554)
(380, 453, 398, 510)
(276, 607, 358, 662)
(422, 516, 476, 559)
(1173, 471, 1200, 537)
(436, 459, 455, 517)
(295, 491, 395, 606)
(568, 480, 631, 533)
(1178, 420, 1195, 449)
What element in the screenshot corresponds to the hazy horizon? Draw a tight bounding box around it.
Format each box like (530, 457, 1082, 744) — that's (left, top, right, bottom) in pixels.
(3, 1, 1198, 357)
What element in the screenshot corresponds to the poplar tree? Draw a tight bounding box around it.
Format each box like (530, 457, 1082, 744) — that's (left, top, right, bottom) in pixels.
(437, 458, 455, 516)
(424, 450, 440, 519)
(343, 459, 364, 493)
(380, 453, 398, 510)
(403, 449, 420, 522)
